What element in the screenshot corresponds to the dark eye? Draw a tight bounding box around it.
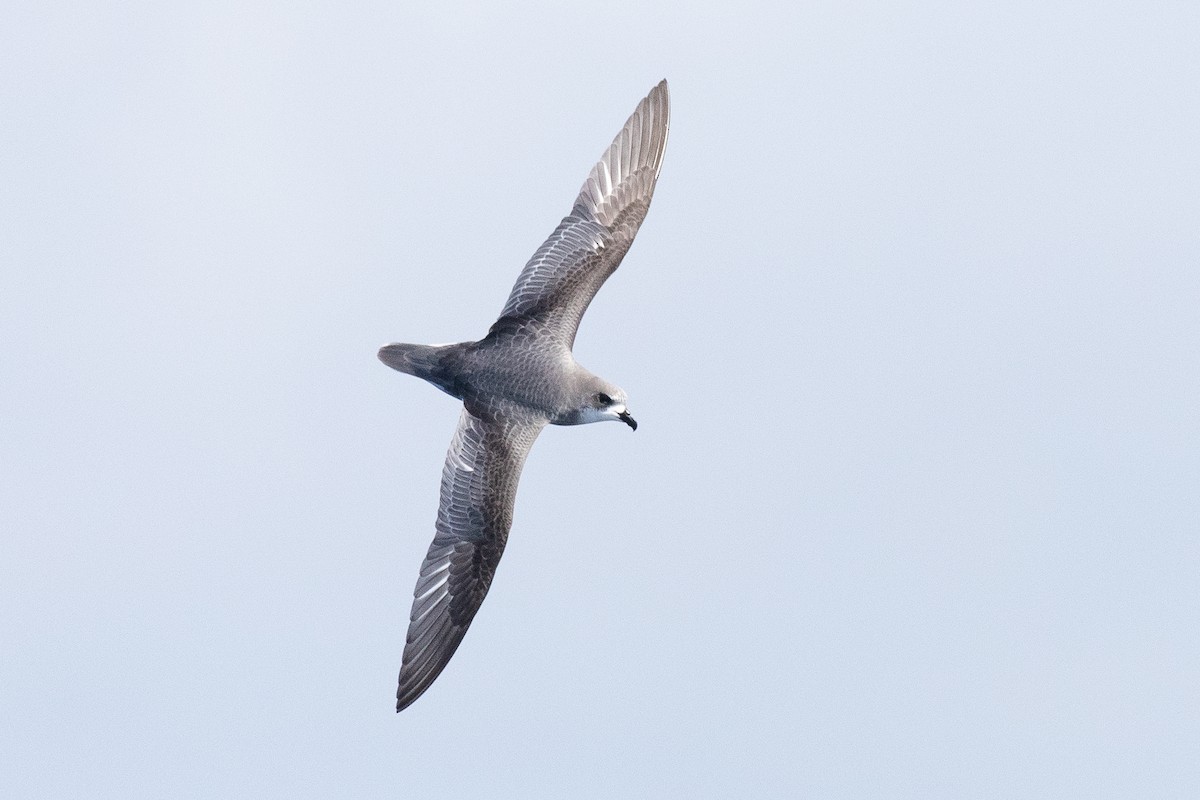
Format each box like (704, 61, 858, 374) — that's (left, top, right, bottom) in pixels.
(596, 392, 612, 406)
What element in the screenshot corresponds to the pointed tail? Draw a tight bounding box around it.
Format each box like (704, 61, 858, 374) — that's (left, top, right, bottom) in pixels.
(378, 343, 440, 376)
(378, 342, 462, 398)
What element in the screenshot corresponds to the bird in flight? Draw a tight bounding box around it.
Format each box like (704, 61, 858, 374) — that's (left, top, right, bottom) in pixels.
(379, 80, 670, 712)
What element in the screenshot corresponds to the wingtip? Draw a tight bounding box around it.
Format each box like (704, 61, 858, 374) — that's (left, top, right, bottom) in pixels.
(396, 687, 417, 713)
(396, 681, 431, 713)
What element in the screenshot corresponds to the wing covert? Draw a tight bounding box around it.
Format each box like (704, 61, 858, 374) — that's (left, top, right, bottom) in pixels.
(395, 407, 545, 712)
(493, 80, 670, 347)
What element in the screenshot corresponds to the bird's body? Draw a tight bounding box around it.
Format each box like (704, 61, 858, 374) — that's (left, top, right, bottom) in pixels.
(379, 81, 670, 711)
(382, 334, 613, 424)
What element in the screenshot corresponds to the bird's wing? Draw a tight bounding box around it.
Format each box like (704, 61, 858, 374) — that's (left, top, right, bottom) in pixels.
(395, 406, 546, 712)
(491, 80, 670, 348)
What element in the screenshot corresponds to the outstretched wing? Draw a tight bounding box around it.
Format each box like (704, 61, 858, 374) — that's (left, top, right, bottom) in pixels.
(491, 80, 670, 348)
(396, 407, 546, 712)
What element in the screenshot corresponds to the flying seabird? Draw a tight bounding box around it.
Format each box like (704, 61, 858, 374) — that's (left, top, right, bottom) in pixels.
(379, 81, 670, 712)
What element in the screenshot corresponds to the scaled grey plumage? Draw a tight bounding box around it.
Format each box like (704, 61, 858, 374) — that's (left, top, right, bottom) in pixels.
(378, 80, 670, 712)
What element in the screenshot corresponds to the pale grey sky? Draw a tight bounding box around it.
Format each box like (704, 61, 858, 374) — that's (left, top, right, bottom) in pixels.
(3, 2, 1198, 798)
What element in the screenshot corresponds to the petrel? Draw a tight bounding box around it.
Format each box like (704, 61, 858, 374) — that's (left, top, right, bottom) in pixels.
(379, 81, 670, 711)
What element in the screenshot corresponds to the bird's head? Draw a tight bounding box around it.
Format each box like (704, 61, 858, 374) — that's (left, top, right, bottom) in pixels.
(564, 380, 636, 430)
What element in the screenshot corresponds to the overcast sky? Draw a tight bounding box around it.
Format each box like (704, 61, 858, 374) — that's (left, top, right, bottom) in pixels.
(3, 2, 1198, 798)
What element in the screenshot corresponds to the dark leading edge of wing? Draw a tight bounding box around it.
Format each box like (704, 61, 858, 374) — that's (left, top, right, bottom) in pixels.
(491, 80, 670, 348)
